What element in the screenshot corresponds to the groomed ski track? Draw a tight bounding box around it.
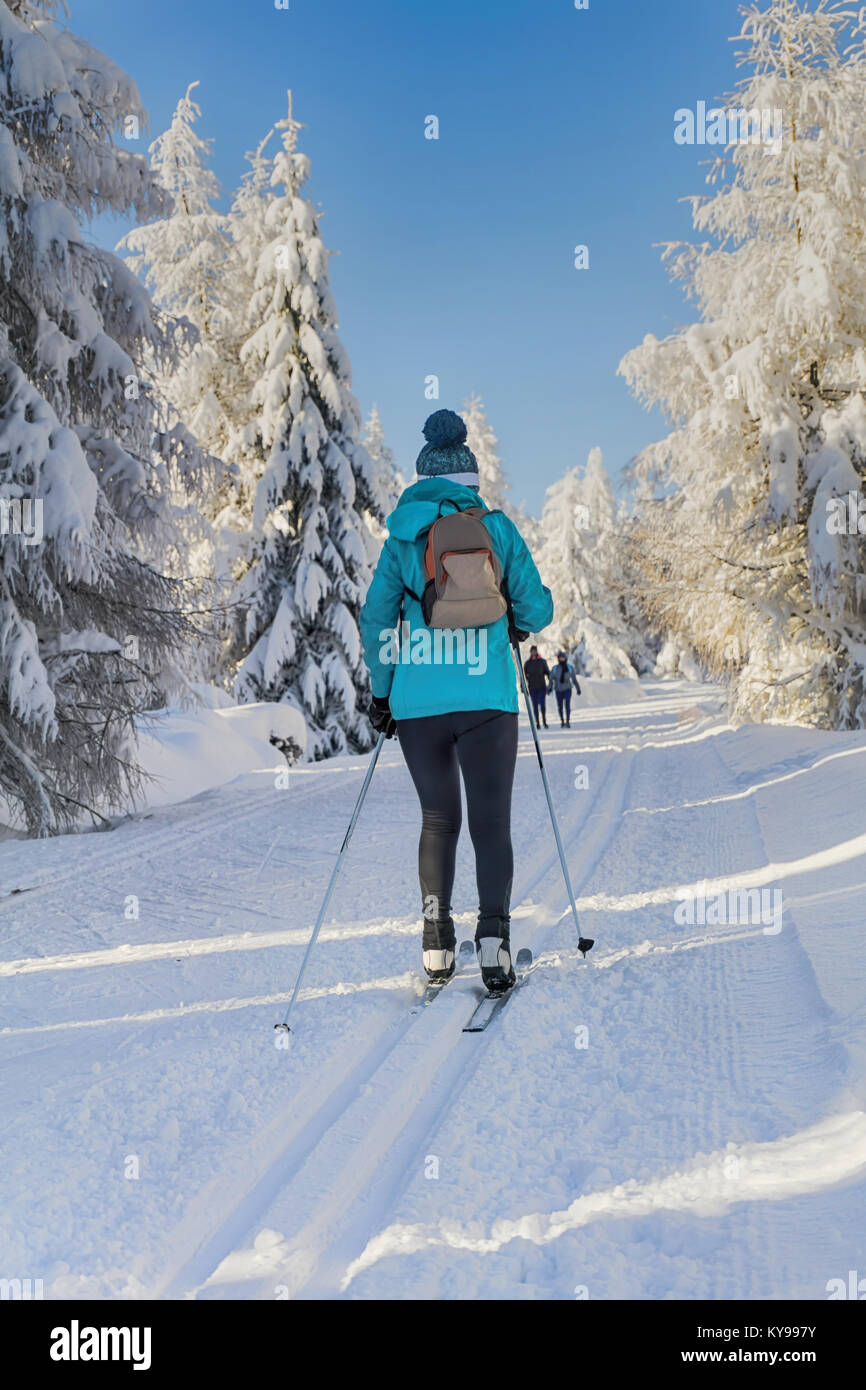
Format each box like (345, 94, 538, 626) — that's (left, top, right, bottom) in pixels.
(2, 682, 865, 1300)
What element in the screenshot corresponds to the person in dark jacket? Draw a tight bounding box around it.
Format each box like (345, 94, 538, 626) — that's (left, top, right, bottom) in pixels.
(549, 651, 581, 726)
(523, 646, 550, 728)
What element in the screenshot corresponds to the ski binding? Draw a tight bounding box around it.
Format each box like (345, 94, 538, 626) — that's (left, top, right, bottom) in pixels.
(463, 947, 532, 1032)
(417, 939, 474, 1008)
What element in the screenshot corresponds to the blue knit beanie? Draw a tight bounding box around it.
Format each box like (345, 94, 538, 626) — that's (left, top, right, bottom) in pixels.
(415, 409, 479, 481)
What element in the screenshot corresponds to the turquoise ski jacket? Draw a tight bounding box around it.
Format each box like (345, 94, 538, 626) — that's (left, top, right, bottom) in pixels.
(360, 477, 554, 721)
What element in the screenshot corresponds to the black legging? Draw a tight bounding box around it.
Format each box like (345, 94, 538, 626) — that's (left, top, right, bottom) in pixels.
(397, 709, 519, 943)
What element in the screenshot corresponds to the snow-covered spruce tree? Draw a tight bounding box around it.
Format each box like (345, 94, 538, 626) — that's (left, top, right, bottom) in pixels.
(538, 449, 639, 679)
(361, 403, 403, 536)
(118, 82, 236, 478)
(0, 0, 215, 834)
(227, 100, 387, 758)
(203, 126, 280, 601)
(117, 80, 241, 684)
(619, 0, 866, 728)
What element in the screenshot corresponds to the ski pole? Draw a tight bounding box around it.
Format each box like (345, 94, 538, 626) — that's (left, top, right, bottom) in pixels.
(512, 638, 594, 957)
(274, 731, 387, 1036)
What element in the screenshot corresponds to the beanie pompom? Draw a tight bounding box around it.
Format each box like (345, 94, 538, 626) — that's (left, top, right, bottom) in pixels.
(423, 409, 467, 449)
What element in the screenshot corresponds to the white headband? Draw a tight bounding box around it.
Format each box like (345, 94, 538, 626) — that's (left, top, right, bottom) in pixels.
(418, 471, 480, 487)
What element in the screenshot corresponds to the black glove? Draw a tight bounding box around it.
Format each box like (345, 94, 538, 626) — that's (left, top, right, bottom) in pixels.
(370, 694, 397, 739)
(509, 623, 530, 645)
(574, 680, 581, 696)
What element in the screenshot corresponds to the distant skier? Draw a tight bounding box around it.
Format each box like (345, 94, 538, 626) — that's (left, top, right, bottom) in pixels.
(360, 409, 553, 995)
(549, 650, 581, 726)
(523, 645, 550, 728)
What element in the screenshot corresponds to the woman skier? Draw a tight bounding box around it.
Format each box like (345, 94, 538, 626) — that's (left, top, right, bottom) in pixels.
(359, 409, 553, 994)
(549, 651, 581, 726)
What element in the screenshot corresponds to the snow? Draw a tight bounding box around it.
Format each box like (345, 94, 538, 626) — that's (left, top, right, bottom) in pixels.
(0, 6, 67, 105)
(53, 629, 122, 655)
(0, 125, 22, 199)
(27, 198, 82, 259)
(0, 603, 55, 731)
(186, 683, 235, 711)
(1, 680, 864, 1299)
(131, 699, 307, 811)
(341, 1110, 866, 1286)
(573, 676, 646, 708)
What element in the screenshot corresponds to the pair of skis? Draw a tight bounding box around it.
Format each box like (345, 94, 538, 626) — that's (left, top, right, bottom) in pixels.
(418, 939, 533, 1032)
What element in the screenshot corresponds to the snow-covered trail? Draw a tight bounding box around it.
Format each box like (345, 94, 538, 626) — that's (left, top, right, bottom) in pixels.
(1, 682, 864, 1300)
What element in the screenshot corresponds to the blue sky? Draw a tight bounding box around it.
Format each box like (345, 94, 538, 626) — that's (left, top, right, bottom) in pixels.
(73, 0, 750, 513)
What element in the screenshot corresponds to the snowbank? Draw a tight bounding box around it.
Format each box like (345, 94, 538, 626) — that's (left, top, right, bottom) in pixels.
(0, 693, 307, 837)
(576, 677, 647, 708)
(131, 696, 307, 812)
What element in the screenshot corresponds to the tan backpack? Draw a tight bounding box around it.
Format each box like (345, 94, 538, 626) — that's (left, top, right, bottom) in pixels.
(409, 504, 508, 629)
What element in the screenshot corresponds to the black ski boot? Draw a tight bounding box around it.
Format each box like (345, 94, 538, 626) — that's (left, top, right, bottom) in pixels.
(423, 914, 456, 982)
(475, 915, 516, 994)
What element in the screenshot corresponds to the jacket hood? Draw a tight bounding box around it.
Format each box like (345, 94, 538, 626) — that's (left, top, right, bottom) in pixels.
(386, 476, 486, 542)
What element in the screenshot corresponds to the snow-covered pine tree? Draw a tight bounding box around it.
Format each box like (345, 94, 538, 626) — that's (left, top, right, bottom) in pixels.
(361, 403, 403, 536)
(118, 82, 235, 476)
(117, 79, 243, 683)
(619, 0, 866, 728)
(227, 98, 386, 758)
(0, 0, 215, 834)
(202, 126, 280, 601)
(538, 449, 639, 679)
